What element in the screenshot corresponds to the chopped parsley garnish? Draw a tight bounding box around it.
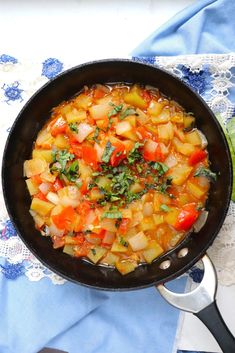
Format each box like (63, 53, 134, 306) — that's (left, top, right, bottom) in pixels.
(149, 162, 169, 176)
(136, 164, 143, 173)
(102, 141, 115, 163)
(66, 160, 79, 182)
(120, 107, 137, 120)
(51, 150, 75, 172)
(50, 150, 79, 182)
(102, 211, 123, 219)
(158, 177, 172, 194)
(160, 204, 170, 212)
(108, 103, 123, 118)
(194, 167, 217, 182)
(93, 127, 100, 143)
(69, 123, 79, 133)
(127, 142, 143, 164)
(119, 237, 128, 247)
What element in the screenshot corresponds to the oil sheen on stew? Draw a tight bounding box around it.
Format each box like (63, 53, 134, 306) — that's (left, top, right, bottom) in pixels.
(24, 83, 217, 275)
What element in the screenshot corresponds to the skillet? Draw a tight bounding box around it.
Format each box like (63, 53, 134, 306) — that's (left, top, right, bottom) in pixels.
(2, 59, 235, 352)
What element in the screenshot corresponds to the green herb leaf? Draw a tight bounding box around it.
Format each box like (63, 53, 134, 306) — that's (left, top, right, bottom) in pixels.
(120, 107, 136, 120)
(136, 164, 143, 173)
(194, 167, 217, 182)
(52, 150, 57, 163)
(69, 123, 79, 133)
(51, 150, 75, 173)
(160, 204, 170, 212)
(102, 211, 123, 219)
(108, 103, 123, 118)
(65, 160, 79, 182)
(93, 127, 100, 143)
(149, 162, 169, 176)
(102, 141, 115, 163)
(158, 177, 172, 194)
(127, 142, 143, 164)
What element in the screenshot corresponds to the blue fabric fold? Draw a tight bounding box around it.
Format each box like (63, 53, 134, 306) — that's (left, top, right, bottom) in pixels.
(132, 0, 235, 56)
(46, 281, 187, 353)
(0, 265, 186, 353)
(0, 272, 108, 353)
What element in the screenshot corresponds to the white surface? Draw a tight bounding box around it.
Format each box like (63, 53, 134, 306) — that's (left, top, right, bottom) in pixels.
(0, 0, 196, 61)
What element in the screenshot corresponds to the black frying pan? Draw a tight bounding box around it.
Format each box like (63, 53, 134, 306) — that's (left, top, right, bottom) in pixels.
(2, 59, 234, 352)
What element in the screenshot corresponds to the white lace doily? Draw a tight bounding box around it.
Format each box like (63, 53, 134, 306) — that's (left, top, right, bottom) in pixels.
(0, 53, 234, 285)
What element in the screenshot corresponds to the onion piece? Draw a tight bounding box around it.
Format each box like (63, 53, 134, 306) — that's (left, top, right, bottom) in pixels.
(103, 231, 115, 244)
(75, 123, 94, 143)
(39, 182, 51, 195)
(198, 130, 208, 149)
(164, 154, 177, 168)
(94, 142, 105, 162)
(49, 223, 64, 237)
(143, 202, 154, 217)
(116, 121, 132, 135)
(58, 186, 80, 207)
(159, 142, 169, 155)
(46, 191, 59, 205)
(193, 210, 209, 233)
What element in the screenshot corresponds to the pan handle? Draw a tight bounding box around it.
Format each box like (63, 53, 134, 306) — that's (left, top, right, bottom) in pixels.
(156, 254, 235, 353)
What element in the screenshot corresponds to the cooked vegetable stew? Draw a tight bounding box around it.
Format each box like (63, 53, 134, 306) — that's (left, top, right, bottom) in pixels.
(24, 83, 215, 275)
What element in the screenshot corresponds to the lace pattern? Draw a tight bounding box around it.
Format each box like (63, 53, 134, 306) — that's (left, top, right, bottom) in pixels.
(0, 54, 234, 285)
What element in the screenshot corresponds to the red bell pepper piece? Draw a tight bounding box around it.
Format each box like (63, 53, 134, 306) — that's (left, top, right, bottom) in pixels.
(53, 178, 63, 191)
(82, 145, 98, 169)
(34, 191, 48, 201)
(175, 204, 199, 231)
(143, 139, 164, 162)
(52, 206, 76, 230)
(110, 141, 126, 167)
(188, 149, 207, 166)
(70, 142, 82, 158)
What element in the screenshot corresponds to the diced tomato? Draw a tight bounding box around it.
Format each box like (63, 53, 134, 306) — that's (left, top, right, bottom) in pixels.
(52, 206, 76, 230)
(89, 229, 106, 240)
(93, 88, 106, 100)
(136, 126, 153, 140)
(53, 178, 63, 191)
(118, 218, 130, 235)
(66, 128, 78, 144)
(87, 115, 95, 126)
(31, 175, 42, 185)
(143, 139, 164, 162)
(188, 149, 207, 166)
(74, 241, 92, 257)
(79, 181, 88, 195)
(77, 200, 91, 217)
(141, 90, 152, 105)
(110, 141, 126, 167)
(49, 117, 67, 137)
(70, 142, 82, 158)
(72, 234, 85, 245)
(175, 204, 199, 231)
(82, 145, 98, 169)
(34, 191, 47, 201)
